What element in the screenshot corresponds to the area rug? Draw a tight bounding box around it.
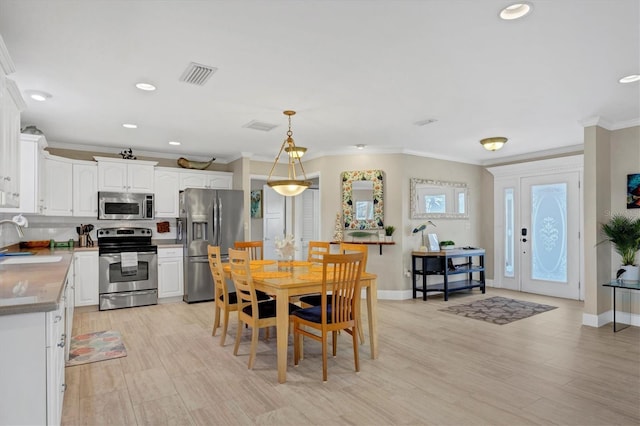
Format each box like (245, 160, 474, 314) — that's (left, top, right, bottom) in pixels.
(439, 296, 557, 325)
(67, 330, 127, 366)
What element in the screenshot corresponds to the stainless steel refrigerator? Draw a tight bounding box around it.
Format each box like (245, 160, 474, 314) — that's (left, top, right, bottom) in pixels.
(177, 188, 244, 303)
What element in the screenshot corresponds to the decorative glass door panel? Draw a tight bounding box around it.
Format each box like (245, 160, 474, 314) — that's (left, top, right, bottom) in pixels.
(531, 183, 567, 283)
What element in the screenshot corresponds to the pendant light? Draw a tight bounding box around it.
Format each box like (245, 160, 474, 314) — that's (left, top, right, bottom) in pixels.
(480, 136, 508, 151)
(267, 110, 312, 196)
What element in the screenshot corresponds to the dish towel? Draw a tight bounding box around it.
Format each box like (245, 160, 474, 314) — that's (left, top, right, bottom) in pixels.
(120, 252, 138, 275)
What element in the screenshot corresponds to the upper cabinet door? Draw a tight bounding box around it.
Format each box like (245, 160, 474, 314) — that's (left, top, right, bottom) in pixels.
(126, 164, 155, 193)
(208, 174, 232, 189)
(97, 161, 127, 191)
(72, 163, 98, 217)
(42, 157, 73, 216)
(154, 169, 180, 217)
(179, 172, 208, 190)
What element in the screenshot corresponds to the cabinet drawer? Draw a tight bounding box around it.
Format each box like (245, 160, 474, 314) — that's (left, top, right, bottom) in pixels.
(158, 247, 183, 258)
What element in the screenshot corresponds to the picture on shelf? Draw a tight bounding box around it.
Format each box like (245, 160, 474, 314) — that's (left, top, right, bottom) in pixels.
(427, 233, 440, 251)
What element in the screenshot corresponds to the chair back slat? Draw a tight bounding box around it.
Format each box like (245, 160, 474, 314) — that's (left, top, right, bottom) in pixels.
(307, 241, 330, 265)
(234, 241, 264, 260)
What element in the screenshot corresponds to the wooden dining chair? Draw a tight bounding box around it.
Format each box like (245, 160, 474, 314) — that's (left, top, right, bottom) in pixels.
(307, 241, 330, 265)
(292, 252, 365, 381)
(234, 241, 264, 260)
(208, 245, 269, 346)
(299, 241, 331, 306)
(300, 242, 368, 343)
(229, 248, 300, 369)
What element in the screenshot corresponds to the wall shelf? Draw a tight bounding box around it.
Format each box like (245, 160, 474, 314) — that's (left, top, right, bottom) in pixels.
(330, 241, 395, 255)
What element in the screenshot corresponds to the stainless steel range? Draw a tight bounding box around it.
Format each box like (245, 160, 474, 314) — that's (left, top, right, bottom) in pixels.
(97, 227, 158, 310)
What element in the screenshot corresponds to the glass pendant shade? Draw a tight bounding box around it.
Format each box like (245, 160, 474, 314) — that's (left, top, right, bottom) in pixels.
(480, 137, 508, 151)
(267, 110, 312, 196)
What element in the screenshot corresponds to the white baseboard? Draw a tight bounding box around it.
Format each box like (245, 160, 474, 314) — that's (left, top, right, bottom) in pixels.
(582, 310, 640, 328)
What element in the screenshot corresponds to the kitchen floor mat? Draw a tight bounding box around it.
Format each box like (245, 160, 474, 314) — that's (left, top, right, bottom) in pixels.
(66, 330, 127, 366)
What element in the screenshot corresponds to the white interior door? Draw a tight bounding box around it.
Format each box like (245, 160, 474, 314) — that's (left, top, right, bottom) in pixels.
(520, 172, 581, 299)
(262, 185, 285, 259)
(294, 189, 320, 260)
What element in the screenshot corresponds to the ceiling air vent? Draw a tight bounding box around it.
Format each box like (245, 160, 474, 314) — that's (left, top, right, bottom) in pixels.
(414, 118, 438, 127)
(179, 62, 217, 86)
(243, 120, 278, 132)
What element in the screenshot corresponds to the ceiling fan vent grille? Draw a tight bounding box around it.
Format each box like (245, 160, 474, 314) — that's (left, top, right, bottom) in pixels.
(243, 120, 278, 132)
(179, 62, 217, 86)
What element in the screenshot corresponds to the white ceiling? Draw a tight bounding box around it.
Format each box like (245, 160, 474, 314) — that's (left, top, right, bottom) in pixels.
(0, 0, 638, 166)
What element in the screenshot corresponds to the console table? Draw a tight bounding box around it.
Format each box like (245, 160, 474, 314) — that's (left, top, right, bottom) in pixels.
(412, 248, 485, 301)
(602, 279, 640, 332)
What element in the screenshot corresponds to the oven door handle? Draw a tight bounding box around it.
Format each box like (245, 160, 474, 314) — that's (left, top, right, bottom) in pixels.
(100, 251, 156, 258)
(103, 290, 157, 298)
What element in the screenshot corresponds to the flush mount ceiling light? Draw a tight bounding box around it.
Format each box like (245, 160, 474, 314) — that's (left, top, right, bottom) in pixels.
(355, 144, 366, 150)
(499, 2, 532, 20)
(25, 90, 52, 102)
(135, 82, 156, 91)
(169, 141, 181, 146)
(619, 74, 640, 83)
(480, 137, 508, 151)
(267, 110, 312, 197)
(122, 123, 137, 129)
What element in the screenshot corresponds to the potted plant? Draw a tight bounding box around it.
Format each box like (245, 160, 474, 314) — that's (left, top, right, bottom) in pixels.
(440, 240, 455, 250)
(601, 214, 640, 281)
(384, 226, 395, 242)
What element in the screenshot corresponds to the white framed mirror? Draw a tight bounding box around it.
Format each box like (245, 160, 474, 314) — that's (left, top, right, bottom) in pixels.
(410, 178, 469, 219)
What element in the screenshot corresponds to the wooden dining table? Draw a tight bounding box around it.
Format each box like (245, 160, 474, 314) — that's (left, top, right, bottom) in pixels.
(225, 260, 378, 383)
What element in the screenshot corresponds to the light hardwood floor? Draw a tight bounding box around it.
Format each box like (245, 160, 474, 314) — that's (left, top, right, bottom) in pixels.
(62, 289, 640, 425)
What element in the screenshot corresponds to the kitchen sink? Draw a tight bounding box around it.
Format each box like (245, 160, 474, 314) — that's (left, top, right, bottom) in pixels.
(0, 255, 63, 265)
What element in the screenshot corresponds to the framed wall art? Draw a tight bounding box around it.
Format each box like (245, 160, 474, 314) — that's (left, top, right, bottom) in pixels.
(250, 190, 263, 218)
(627, 174, 640, 209)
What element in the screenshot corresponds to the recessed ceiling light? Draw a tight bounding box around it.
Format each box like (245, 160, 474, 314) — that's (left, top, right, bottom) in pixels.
(122, 123, 138, 129)
(169, 141, 181, 146)
(25, 90, 52, 101)
(499, 3, 532, 20)
(619, 74, 640, 83)
(135, 82, 156, 91)
(355, 144, 366, 150)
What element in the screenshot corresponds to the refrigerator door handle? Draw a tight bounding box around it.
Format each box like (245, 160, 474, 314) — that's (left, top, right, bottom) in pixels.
(212, 195, 218, 247)
(217, 197, 223, 246)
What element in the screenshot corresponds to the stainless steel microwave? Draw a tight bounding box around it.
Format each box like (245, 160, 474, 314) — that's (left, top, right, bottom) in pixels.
(98, 192, 154, 220)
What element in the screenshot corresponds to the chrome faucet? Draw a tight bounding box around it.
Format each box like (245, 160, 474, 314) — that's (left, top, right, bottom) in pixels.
(0, 215, 28, 238)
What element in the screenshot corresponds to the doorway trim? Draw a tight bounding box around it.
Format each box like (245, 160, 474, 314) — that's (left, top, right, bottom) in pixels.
(487, 155, 584, 300)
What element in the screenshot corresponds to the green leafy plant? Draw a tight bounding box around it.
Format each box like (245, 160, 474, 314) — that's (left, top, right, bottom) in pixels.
(601, 214, 640, 266)
(440, 240, 455, 247)
(384, 226, 396, 236)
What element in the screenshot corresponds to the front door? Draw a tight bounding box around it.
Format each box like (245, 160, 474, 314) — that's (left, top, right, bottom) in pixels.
(294, 188, 320, 260)
(520, 172, 581, 299)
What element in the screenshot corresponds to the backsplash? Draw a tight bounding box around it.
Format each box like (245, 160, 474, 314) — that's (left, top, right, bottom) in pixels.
(0, 214, 177, 248)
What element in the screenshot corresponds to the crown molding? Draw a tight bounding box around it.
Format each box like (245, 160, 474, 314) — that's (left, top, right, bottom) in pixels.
(0, 35, 16, 75)
(481, 143, 584, 167)
(580, 116, 640, 130)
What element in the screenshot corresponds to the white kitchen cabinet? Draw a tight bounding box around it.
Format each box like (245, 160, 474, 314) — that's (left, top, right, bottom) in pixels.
(0, 78, 25, 208)
(95, 156, 157, 193)
(0, 275, 70, 426)
(158, 246, 184, 299)
(179, 170, 232, 190)
(0, 134, 47, 214)
(74, 250, 99, 306)
(41, 155, 73, 216)
(154, 168, 180, 218)
(72, 162, 98, 217)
